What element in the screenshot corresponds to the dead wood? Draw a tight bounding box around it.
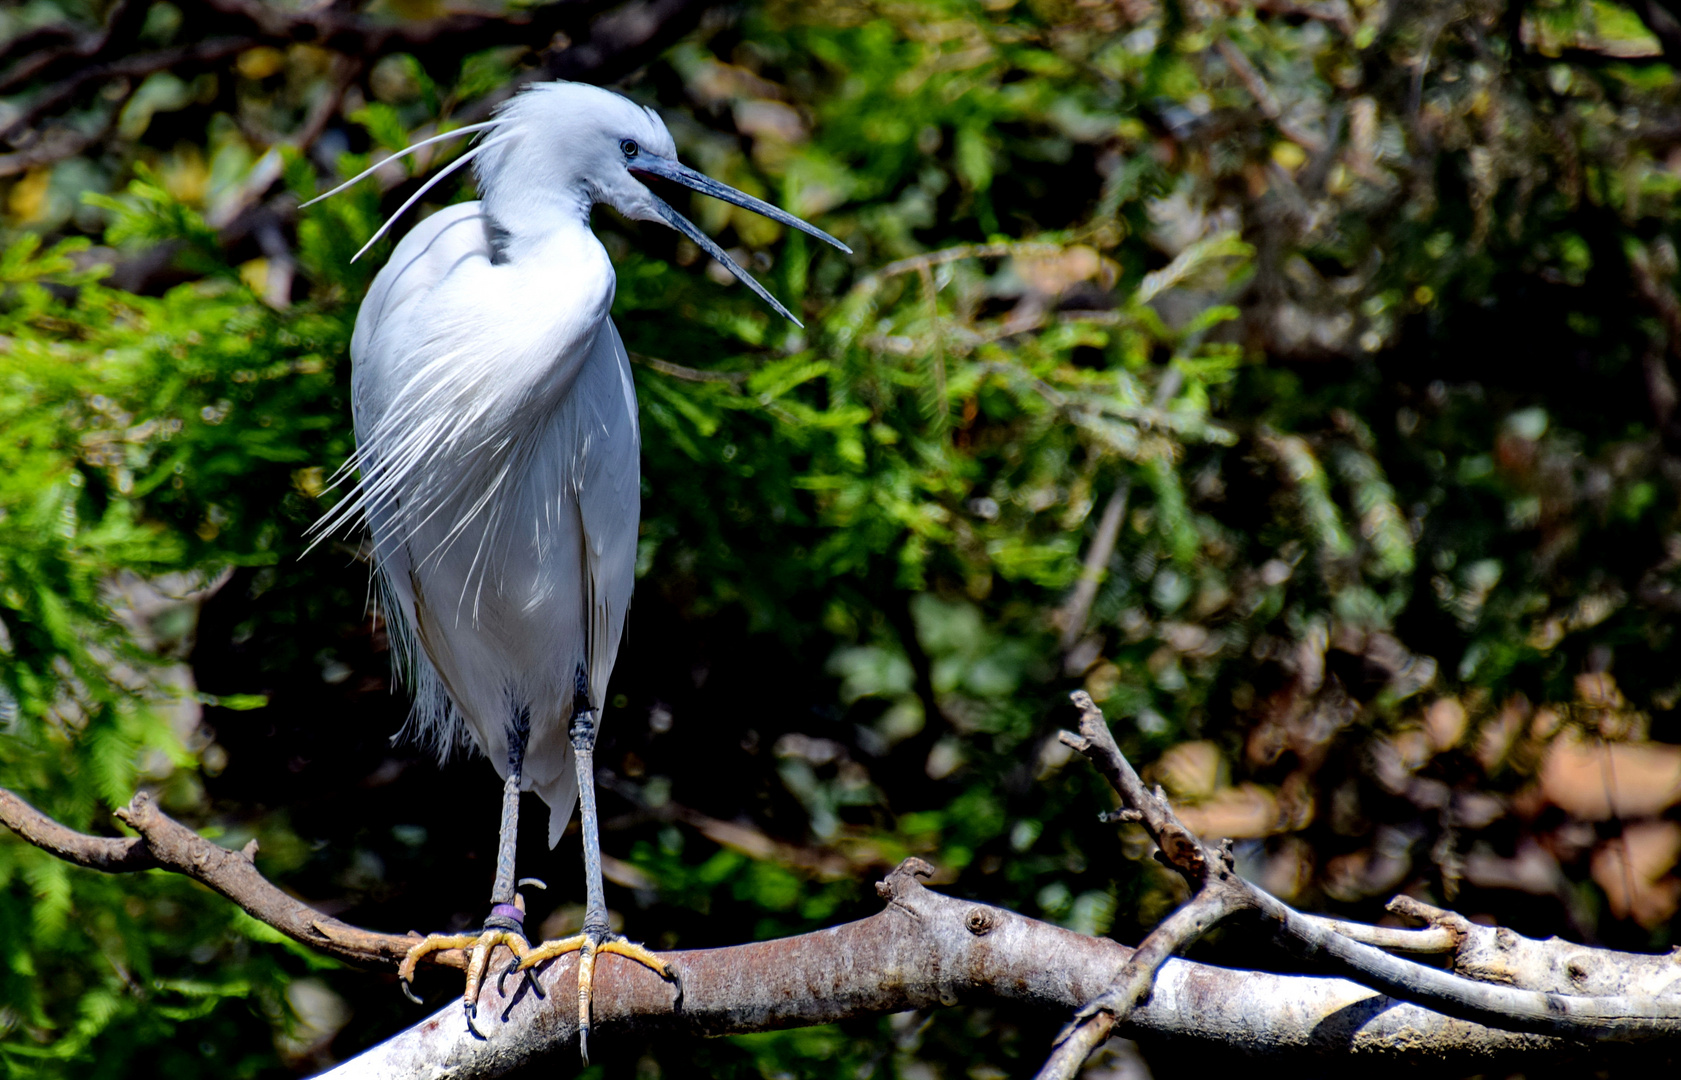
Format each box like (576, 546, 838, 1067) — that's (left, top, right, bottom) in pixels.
(6, 782, 1676, 1078)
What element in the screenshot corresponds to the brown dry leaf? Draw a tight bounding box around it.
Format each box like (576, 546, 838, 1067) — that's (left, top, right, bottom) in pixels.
(1160, 620, 1212, 655)
(1152, 740, 1221, 800)
(1084, 660, 1121, 703)
(1591, 821, 1681, 928)
(1537, 734, 1681, 820)
(1423, 697, 1467, 751)
(1576, 671, 1627, 710)
(1255, 836, 1313, 902)
(1474, 695, 1531, 770)
(684, 59, 784, 107)
(601, 853, 656, 891)
(734, 100, 807, 143)
(678, 808, 856, 880)
(1388, 728, 1432, 774)
(1174, 783, 1278, 839)
(1012, 245, 1112, 296)
(8, 168, 50, 222)
(1462, 840, 1564, 896)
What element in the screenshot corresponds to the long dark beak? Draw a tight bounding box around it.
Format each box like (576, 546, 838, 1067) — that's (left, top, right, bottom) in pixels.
(630, 154, 851, 328)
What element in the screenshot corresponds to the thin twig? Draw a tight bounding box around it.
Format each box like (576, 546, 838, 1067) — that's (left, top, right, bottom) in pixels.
(1213, 37, 1327, 153)
(0, 0, 649, 142)
(1320, 914, 1459, 954)
(0, 0, 149, 96)
(1036, 887, 1245, 1080)
(1, 36, 254, 144)
(0, 788, 460, 971)
(0, 78, 135, 178)
(1237, 0, 1358, 38)
(1038, 695, 1265, 1077)
(1056, 693, 1681, 1050)
(630, 352, 748, 383)
(1057, 482, 1130, 654)
(1062, 693, 1210, 881)
(878, 241, 1063, 280)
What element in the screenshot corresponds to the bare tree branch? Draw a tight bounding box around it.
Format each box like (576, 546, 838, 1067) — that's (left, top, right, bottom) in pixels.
(36, 0, 722, 296)
(630, 352, 748, 383)
(0, 788, 159, 873)
(1, 37, 253, 145)
(1035, 885, 1244, 1080)
(316, 858, 1582, 1079)
(1212, 37, 1327, 153)
(1056, 690, 1681, 1066)
(5, 777, 1679, 1079)
(542, 0, 715, 85)
(8, 783, 1681, 1076)
(0, 787, 466, 971)
(0, 77, 135, 179)
(0, 0, 150, 96)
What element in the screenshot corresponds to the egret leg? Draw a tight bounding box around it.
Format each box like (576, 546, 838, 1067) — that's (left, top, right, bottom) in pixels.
(517, 671, 677, 1064)
(399, 708, 536, 1036)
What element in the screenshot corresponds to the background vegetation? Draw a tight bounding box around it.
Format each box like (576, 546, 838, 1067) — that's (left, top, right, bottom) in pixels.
(5, 0, 1681, 1074)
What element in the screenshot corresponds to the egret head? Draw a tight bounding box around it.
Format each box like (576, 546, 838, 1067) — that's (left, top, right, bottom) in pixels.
(473, 83, 676, 231)
(478, 81, 850, 324)
(307, 81, 849, 326)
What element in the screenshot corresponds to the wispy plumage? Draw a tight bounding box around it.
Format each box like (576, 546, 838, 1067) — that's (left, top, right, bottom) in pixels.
(307, 80, 848, 1053)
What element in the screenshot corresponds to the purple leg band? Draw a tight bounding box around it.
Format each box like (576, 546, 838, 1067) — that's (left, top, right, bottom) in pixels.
(490, 903, 524, 924)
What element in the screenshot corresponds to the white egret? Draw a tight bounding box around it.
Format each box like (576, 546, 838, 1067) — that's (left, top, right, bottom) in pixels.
(305, 80, 849, 1059)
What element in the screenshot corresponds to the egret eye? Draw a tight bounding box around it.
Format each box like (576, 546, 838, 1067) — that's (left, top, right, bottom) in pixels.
(620, 139, 639, 158)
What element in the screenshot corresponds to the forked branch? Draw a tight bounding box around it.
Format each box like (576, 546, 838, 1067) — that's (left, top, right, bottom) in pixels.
(4, 748, 1680, 1080)
(1042, 691, 1681, 1079)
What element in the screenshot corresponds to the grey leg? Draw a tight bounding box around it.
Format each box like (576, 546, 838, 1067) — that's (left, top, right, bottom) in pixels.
(512, 670, 676, 1064)
(487, 706, 530, 916)
(464, 708, 531, 1033)
(569, 678, 610, 941)
(568, 669, 608, 1062)
(398, 707, 537, 1036)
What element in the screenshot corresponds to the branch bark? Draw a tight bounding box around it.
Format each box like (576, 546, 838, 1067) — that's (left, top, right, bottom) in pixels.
(0, 788, 466, 971)
(317, 858, 1578, 1079)
(6, 783, 1680, 1079)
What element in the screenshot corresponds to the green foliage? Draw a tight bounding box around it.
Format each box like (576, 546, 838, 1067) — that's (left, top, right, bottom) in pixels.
(0, 189, 354, 1075)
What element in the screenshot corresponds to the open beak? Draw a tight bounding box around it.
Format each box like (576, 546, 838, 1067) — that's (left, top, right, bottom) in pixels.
(629, 154, 851, 328)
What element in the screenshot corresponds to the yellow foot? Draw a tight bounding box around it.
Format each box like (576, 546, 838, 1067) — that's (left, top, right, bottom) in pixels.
(517, 929, 680, 1063)
(399, 927, 532, 1038)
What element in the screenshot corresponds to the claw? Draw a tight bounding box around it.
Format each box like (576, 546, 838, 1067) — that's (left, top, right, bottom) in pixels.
(399, 928, 531, 1033)
(496, 957, 517, 997)
(400, 978, 424, 1005)
(517, 928, 677, 1062)
(465, 999, 486, 1040)
(496, 955, 544, 999)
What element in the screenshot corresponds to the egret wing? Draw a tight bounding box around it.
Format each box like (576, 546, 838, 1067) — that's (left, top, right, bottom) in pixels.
(523, 317, 641, 848)
(349, 203, 499, 759)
